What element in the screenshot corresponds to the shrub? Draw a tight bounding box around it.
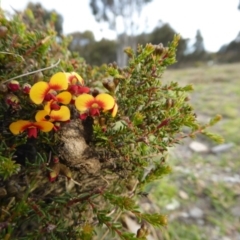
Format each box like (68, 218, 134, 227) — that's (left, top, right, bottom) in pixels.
(0, 8, 222, 240)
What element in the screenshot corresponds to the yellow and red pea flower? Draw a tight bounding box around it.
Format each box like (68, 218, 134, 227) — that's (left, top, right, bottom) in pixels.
(68, 85, 90, 96)
(35, 105, 70, 123)
(66, 72, 89, 102)
(5, 93, 20, 109)
(43, 90, 57, 102)
(29, 72, 68, 104)
(66, 72, 84, 85)
(9, 120, 54, 138)
(43, 91, 72, 111)
(75, 93, 116, 118)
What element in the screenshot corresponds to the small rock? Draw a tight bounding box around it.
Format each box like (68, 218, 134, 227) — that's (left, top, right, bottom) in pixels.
(165, 199, 180, 210)
(197, 219, 205, 225)
(221, 237, 232, 240)
(224, 167, 231, 173)
(189, 141, 209, 153)
(230, 206, 240, 217)
(236, 233, 240, 240)
(189, 207, 203, 218)
(179, 190, 189, 200)
(197, 180, 206, 189)
(211, 143, 234, 154)
(179, 212, 189, 218)
(223, 174, 240, 183)
(211, 175, 220, 182)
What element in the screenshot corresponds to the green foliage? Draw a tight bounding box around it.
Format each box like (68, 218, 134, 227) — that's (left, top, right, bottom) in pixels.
(0, 6, 222, 240)
(0, 156, 20, 180)
(68, 31, 117, 65)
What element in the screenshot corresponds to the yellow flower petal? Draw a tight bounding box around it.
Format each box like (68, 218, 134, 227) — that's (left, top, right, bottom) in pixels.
(70, 72, 84, 85)
(75, 94, 94, 112)
(49, 72, 68, 91)
(111, 103, 118, 117)
(9, 120, 32, 135)
(66, 72, 84, 85)
(35, 110, 50, 122)
(50, 106, 70, 121)
(30, 81, 49, 104)
(56, 91, 72, 104)
(43, 101, 52, 113)
(34, 121, 54, 132)
(96, 93, 115, 110)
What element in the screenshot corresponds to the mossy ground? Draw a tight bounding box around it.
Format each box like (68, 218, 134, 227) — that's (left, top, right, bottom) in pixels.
(149, 63, 240, 240)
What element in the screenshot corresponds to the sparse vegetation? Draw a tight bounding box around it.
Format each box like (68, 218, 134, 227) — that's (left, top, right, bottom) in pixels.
(149, 63, 240, 240)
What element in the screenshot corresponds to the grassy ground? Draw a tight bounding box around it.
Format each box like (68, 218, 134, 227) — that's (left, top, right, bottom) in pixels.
(149, 63, 240, 240)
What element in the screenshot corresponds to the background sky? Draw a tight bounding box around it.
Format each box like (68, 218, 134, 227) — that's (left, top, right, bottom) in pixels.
(1, 0, 240, 52)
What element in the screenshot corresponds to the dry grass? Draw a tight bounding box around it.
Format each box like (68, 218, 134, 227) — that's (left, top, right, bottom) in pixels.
(149, 63, 240, 240)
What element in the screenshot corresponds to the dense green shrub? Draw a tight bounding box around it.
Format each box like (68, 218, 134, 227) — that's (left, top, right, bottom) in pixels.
(0, 8, 222, 240)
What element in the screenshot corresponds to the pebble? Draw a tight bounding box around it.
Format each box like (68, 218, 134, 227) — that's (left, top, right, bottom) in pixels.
(189, 207, 204, 218)
(223, 174, 240, 183)
(179, 190, 189, 200)
(221, 237, 232, 240)
(179, 212, 189, 218)
(189, 141, 209, 153)
(197, 219, 205, 225)
(211, 143, 234, 154)
(165, 199, 180, 210)
(230, 206, 240, 217)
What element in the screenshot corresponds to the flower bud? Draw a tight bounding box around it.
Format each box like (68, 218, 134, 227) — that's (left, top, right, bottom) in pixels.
(7, 80, 20, 92)
(113, 78, 119, 87)
(0, 187, 7, 198)
(0, 83, 8, 93)
(33, 71, 43, 83)
(137, 222, 149, 238)
(91, 89, 99, 97)
(0, 26, 8, 38)
(49, 158, 60, 182)
(59, 163, 72, 179)
(124, 47, 134, 58)
(99, 117, 106, 126)
(53, 156, 59, 163)
(5, 93, 20, 107)
(22, 83, 31, 94)
(102, 79, 115, 93)
(112, 61, 118, 69)
(153, 43, 164, 56)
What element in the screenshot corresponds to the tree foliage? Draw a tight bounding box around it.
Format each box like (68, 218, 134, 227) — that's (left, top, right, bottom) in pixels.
(89, 0, 153, 67)
(68, 24, 189, 66)
(68, 31, 117, 65)
(25, 2, 64, 36)
(0, 6, 222, 240)
(137, 23, 188, 64)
